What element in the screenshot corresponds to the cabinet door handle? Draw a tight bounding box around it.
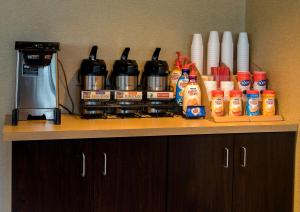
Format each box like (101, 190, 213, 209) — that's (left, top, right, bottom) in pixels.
(102, 152, 107, 176)
(224, 147, 229, 168)
(81, 153, 86, 178)
(241, 146, 247, 168)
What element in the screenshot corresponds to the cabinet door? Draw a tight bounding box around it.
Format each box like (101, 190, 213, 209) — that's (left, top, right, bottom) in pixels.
(233, 132, 296, 212)
(12, 141, 64, 212)
(60, 140, 93, 212)
(168, 134, 234, 212)
(12, 141, 92, 212)
(93, 137, 167, 212)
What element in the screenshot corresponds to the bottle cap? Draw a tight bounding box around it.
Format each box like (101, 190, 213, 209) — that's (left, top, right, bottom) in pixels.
(183, 62, 193, 70)
(212, 90, 224, 97)
(237, 71, 251, 81)
(263, 90, 275, 95)
(230, 90, 242, 97)
(253, 71, 267, 81)
(247, 90, 259, 95)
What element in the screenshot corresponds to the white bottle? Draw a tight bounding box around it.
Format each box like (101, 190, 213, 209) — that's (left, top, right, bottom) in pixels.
(182, 66, 201, 114)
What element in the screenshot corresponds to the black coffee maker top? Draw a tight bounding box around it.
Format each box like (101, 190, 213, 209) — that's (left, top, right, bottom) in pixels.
(144, 48, 169, 76)
(15, 41, 60, 52)
(79, 46, 107, 76)
(112, 48, 139, 76)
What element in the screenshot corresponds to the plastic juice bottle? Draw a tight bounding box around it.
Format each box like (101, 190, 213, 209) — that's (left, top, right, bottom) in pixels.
(175, 63, 192, 105)
(169, 52, 183, 95)
(183, 64, 201, 114)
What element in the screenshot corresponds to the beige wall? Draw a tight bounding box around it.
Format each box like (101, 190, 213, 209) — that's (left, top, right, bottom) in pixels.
(246, 1, 300, 211)
(0, 0, 246, 211)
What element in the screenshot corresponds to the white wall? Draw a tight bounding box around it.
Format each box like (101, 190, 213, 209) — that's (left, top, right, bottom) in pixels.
(0, 0, 246, 211)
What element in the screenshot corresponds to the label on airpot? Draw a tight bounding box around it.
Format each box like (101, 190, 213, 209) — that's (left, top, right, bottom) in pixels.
(147, 92, 174, 100)
(114, 91, 143, 100)
(81, 90, 111, 100)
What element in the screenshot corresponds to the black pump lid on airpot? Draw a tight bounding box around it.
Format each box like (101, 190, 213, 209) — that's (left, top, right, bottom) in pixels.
(112, 48, 139, 76)
(80, 46, 107, 76)
(144, 48, 169, 76)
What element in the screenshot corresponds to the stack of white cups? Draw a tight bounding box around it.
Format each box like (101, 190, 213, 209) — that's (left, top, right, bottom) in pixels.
(237, 32, 250, 72)
(207, 31, 220, 75)
(191, 33, 204, 75)
(221, 31, 233, 74)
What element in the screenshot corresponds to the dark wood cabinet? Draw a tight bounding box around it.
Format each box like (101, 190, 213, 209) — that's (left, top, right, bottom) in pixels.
(233, 132, 296, 212)
(12, 141, 93, 212)
(12, 132, 296, 212)
(12, 137, 167, 212)
(167, 132, 296, 212)
(13, 141, 63, 212)
(92, 137, 167, 212)
(168, 134, 234, 212)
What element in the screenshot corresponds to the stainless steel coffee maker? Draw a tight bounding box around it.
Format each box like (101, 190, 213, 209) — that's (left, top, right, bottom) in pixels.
(12, 41, 61, 125)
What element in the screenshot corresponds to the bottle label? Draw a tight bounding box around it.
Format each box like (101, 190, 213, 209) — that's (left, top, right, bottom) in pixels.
(263, 97, 275, 115)
(212, 97, 224, 116)
(246, 95, 260, 116)
(176, 77, 189, 105)
(229, 98, 242, 116)
(238, 80, 251, 91)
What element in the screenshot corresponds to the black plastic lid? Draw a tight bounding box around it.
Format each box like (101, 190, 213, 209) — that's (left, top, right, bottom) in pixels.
(144, 48, 169, 76)
(15, 41, 60, 52)
(112, 48, 139, 76)
(79, 46, 107, 76)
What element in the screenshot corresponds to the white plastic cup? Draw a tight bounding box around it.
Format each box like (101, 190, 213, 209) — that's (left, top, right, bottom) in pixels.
(191, 33, 204, 74)
(207, 31, 220, 75)
(208, 31, 220, 44)
(204, 81, 217, 101)
(237, 32, 249, 72)
(220, 81, 234, 101)
(221, 31, 233, 73)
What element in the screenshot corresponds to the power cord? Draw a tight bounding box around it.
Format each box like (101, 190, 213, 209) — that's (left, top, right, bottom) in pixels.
(58, 58, 75, 114)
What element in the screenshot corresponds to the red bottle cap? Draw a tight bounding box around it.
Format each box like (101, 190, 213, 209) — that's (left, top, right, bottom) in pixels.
(247, 90, 259, 95)
(263, 90, 275, 95)
(212, 90, 224, 97)
(237, 71, 251, 81)
(253, 71, 267, 81)
(230, 90, 242, 97)
(183, 62, 193, 70)
(189, 64, 197, 79)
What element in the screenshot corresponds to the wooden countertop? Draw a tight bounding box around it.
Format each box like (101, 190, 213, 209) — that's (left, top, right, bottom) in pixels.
(2, 115, 298, 142)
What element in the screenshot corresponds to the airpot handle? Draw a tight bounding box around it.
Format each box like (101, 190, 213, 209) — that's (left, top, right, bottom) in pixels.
(121, 47, 130, 60)
(151, 48, 161, 61)
(89, 46, 98, 60)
